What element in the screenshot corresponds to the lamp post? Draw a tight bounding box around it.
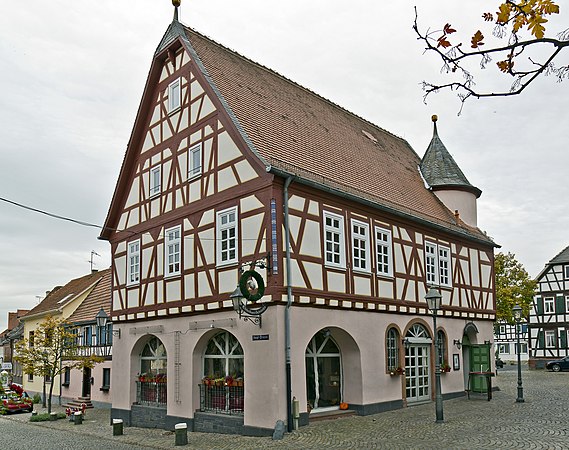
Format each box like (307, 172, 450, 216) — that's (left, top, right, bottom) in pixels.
(425, 286, 444, 423)
(512, 304, 524, 403)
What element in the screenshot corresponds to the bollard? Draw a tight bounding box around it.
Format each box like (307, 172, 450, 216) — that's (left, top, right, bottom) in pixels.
(49, 412, 58, 421)
(112, 419, 124, 436)
(174, 423, 188, 446)
(74, 411, 83, 425)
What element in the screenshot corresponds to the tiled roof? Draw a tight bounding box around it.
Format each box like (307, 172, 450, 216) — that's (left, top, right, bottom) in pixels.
(24, 270, 108, 319)
(420, 119, 481, 198)
(67, 268, 111, 324)
(549, 245, 569, 265)
(180, 26, 493, 245)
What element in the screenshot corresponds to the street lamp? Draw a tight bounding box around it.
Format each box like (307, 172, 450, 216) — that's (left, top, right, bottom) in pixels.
(425, 286, 444, 423)
(95, 307, 120, 339)
(512, 304, 524, 403)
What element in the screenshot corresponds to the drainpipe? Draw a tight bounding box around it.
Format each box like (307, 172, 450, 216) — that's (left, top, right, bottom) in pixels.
(283, 176, 293, 432)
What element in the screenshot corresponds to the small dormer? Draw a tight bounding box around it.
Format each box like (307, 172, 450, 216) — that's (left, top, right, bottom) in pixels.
(420, 115, 481, 227)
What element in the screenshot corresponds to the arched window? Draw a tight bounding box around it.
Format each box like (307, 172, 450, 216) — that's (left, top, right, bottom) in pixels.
(386, 327, 400, 371)
(203, 331, 244, 379)
(140, 336, 167, 379)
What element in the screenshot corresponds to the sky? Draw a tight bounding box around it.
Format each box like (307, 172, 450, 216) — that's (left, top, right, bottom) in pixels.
(0, 1, 567, 331)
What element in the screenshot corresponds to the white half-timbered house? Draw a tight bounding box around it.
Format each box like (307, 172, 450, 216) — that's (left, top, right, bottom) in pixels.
(100, 8, 497, 435)
(529, 245, 569, 369)
(494, 321, 528, 364)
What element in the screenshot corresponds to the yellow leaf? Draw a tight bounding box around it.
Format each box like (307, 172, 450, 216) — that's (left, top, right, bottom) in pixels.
(496, 3, 512, 24)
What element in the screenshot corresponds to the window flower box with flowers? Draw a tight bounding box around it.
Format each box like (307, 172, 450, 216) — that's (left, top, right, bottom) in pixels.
(440, 362, 451, 373)
(136, 373, 167, 407)
(389, 367, 405, 376)
(200, 375, 244, 414)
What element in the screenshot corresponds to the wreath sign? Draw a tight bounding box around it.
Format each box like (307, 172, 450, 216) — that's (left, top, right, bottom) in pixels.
(239, 270, 265, 302)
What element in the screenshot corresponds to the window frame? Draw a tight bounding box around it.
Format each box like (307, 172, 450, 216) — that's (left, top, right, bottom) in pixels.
(436, 329, 446, 366)
(375, 226, 393, 277)
(323, 211, 345, 269)
(544, 296, 555, 314)
(62, 367, 70, 387)
(216, 207, 238, 267)
(565, 265, 569, 279)
(101, 368, 111, 390)
(164, 225, 182, 277)
(386, 327, 400, 371)
(499, 325, 506, 334)
(545, 330, 556, 348)
(438, 245, 451, 287)
(425, 241, 452, 287)
(149, 165, 161, 197)
(167, 77, 181, 113)
(188, 143, 202, 180)
(425, 242, 439, 285)
(351, 219, 370, 273)
(127, 239, 141, 286)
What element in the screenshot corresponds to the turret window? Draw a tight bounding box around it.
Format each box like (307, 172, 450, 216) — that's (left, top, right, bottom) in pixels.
(167, 78, 181, 112)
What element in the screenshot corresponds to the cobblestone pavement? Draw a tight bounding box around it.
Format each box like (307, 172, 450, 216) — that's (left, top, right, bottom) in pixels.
(2, 369, 568, 449)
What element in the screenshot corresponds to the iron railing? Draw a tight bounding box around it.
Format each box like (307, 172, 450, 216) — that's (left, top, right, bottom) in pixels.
(136, 381, 167, 407)
(199, 384, 244, 415)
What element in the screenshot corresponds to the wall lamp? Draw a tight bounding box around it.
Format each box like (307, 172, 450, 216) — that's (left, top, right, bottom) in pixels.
(453, 339, 462, 350)
(402, 338, 410, 348)
(230, 286, 266, 328)
(95, 308, 120, 338)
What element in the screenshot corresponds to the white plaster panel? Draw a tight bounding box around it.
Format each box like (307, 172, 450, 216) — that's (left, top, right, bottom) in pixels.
(127, 288, 139, 309)
(470, 249, 480, 287)
(415, 232, 423, 245)
(234, 160, 257, 183)
(379, 279, 394, 299)
(199, 95, 215, 120)
(151, 125, 161, 146)
(326, 271, 345, 293)
(218, 269, 238, 296)
(189, 180, 201, 203)
(165, 193, 173, 213)
(316, 298, 325, 305)
(142, 248, 153, 278)
(460, 260, 470, 286)
(159, 65, 168, 82)
(112, 290, 122, 311)
(240, 195, 264, 213)
(218, 167, 238, 192)
(179, 108, 189, 133)
(308, 200, 319, 216)
(142, 132, 154, 153)
(198, 271, 212, 297)
(203, 138, 213, 170)
(198, 228, 215, 265)
(163, 118, 174, 141)
(190, 131, 200, 146)
(481, 265, 492, 290)
(183, 234, 194, 271)
(241, 214, 264, 257)
(115, 241, 127, 254)
(480, 251, 490, 263)
(288, 195, 305, 212)
(288, 215, 302, 254)
(127, 208, 140, 229)
(207, 177, 215, 196)
(396, 278, 405, 300)
(125, 178, 139, 208)
(394, 243, 405, 276)
(190, 100, 200, 126)
(157, 280, 163, 303)
(144, 286, 154, 306)
(299, 220, 321, 258)
(118, 213, 127, 231)
(393, 226, 400, 240)
(217, 131, 242, 165)
(150, 198, 160, 219)
(191, 78, 204, 98)
(329, 299, 338, 307)
(403, 245, 413, 275)
(405, 280, 415, 301)
(303, 262, 323, 290)
(199, 209, 214, 227)
(156, 243, 164, 277)
(290, 259, 307, 289)
(165, 279, 181, 302)
(115, 256, 126, 286)
(184, 274, 195, 301)
(400, 228, 411, 242)
(354, 275, 371, 296)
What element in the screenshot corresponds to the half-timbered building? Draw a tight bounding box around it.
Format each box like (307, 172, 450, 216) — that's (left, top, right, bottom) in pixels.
(100, 7, 497, 435)
(529, 245, 569, 369)
(494, 321, 528, 364)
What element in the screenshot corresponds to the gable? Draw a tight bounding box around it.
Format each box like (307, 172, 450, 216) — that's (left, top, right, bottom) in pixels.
(104, 42, 268, 236)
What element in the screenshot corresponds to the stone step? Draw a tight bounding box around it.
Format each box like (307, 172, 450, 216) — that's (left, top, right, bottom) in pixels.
(65, 398, 94, 409)
(309, 409, 356, 422)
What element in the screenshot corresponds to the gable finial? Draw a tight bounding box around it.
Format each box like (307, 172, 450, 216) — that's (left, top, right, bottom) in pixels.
(431, 114, 439, 137)
(172, 0, 181, 21)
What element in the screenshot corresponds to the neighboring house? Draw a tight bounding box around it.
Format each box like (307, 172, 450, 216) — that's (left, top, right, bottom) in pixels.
(20, 270, 109, 399)
(529, 245, 569, 369)
(0, 310, 30, 384)
(99, 9, 496, 435)
(494, 321, 528, 364)
(63, 268, 113, 408)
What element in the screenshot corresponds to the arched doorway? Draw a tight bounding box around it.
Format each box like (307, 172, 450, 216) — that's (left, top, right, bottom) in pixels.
(404, 323, 432, 404)
(306, 329, 342, 412)
(138, 336, 167, 407)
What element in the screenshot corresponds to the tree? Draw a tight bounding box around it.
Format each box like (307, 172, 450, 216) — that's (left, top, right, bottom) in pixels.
(14, 316, 103, 413)
(494, 252, 537, 323)
(414, 1, 568, 111)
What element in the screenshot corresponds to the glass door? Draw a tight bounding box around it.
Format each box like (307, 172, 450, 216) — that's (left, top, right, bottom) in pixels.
(405, 344, 431, 403)
(306, 331, 342, 411)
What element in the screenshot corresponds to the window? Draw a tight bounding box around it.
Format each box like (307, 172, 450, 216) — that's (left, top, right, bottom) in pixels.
(149, 166, 161, 197)
(83, 326, 93, 347)
(102, 368, 111, 390)
(375, 227, 392, 277)
(167, 78, 181, 112)
(499, 325, 506, 334)
(323, 212, 345, 268)
(515, 343, 528, 354)
(165, 225, 181, 276)
(28, 373, 33, 382)
(217, 207, 238, 265)
(545, 330, 556, 348)
(203, 331, 244, 379)
(62, 367, 70, 387)
(351, 220, 370, 272)
(140, 337, 167, 376)
(566, 296, 569, 313)
(188, 144, 202, 179)
(565, 266, 569, 279)
(498, 343, 510, 354)
(544, 297, 555, 314)
(127, 240, 140, 285)
(386, 328, 400, 371)
(29, 331, 34, 348)
(425, 242, 452, 287)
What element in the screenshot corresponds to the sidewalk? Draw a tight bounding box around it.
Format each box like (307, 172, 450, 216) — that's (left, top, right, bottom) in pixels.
(3, 370, 568, 449)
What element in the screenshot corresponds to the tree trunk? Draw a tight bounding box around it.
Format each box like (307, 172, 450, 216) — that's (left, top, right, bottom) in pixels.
(42, 379, 46, 408)
(48, 376, 55, 414)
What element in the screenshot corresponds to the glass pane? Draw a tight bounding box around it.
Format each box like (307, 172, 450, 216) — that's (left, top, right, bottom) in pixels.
(306, 357, 316, 409)
(317, 357, 341, 407)
(228, 359, 244, 378)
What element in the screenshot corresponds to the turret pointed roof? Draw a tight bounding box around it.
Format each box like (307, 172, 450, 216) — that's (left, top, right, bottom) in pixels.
(420, 116, 481, 198)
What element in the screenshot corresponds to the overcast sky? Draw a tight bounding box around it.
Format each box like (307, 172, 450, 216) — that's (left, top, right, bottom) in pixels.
(1, 1, 567, 331)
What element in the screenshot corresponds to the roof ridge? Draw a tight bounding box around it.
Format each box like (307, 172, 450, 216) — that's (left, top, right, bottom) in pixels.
(182, 25, 410, 146)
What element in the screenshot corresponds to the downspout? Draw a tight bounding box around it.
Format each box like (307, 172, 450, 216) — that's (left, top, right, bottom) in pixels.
(283, 176, 294, 432)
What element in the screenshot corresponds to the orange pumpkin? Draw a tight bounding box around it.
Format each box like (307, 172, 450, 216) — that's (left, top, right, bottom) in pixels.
(339, 402, 348, 410)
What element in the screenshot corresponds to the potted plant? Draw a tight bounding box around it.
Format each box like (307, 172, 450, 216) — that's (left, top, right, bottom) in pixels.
(440, 362, 451, 373)
(389, 367, 405, 376)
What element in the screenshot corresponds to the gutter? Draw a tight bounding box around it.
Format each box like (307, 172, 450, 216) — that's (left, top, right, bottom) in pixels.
(283, 176, 294, 432)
